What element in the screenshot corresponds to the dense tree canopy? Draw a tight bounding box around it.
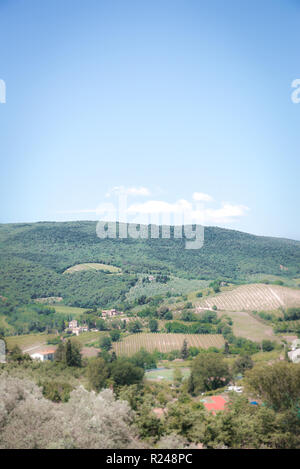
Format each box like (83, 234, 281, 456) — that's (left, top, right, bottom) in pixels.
(188, 353, 231, 394)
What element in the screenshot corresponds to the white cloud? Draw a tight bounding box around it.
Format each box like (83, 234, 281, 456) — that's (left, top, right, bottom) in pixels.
(127, 199, 249, 225)
(127, 199, 192, 214)
(105, 186, 151, 198)
(201, 203, 249, 224)
(58, 191, 249, 226)
(192, 192, 214, 202)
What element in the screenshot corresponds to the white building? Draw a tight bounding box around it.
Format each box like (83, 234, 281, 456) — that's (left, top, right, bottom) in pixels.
(227, 386, 243, 393)
(67, 319, 88, 336)
(30, 348, 56, 362)
(288, 348, 300, 363)
(69, 320, 78, 330)
(101, 309, 123, 318)
(291, 339, 300, 351)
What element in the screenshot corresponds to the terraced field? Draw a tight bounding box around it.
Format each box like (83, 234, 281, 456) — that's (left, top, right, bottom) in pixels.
(196, 284, 300, 312)
(63, 263, 121, 274)
(113, 333, 224, 356)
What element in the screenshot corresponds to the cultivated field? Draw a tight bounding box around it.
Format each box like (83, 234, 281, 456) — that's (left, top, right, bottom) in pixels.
(63, 263, 121, 274)
(197, 284, 300, 312)
(219, 311, 278, 342)
(113, 333, 224, 356)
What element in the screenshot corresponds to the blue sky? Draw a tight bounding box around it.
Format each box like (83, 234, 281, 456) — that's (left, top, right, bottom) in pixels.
(0, 0, 299, 239)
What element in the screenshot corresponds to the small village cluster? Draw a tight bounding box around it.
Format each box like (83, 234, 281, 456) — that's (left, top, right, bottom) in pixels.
(66, 309, 127, 336)
(29, 309, 128, 362)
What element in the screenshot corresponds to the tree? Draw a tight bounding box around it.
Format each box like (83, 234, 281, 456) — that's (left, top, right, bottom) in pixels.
(188, 353, 231, 394)
(130, 348, 156, 370)
(164, 400, 207, 441)
(149, 318, 158, 332)
(110, 359, 144, 386)
(54, 342, 66, 363)
(87, 357, 110, 392)
(245, 361, 300, 411)
(232, 355, 254, 375)
(65, 340, 73, 365)
(181, 340, 189, 360)
(135, 404, 163, 440)
(261, 340, 275, 352)
(109, 330, 121, 342)
(157, 305, 170, 319)
(173, 368, 183, 386)
(95, 318, 107, 331)
(9, 345, 31, 364)
(99, 335, 112, 351)
(0, 375, 142, 449)
(65, 339, 82, 367)
(128, 320, 142, 334)
(42, 381, 72, 403)
(181, 311, 194, 322)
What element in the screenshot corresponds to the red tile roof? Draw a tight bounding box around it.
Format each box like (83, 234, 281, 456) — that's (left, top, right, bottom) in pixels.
(204, 396, 227, 413)
(38, 348, 56, 355)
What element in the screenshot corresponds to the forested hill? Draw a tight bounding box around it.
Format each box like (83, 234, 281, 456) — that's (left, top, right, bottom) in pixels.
(0, 221, 299, 307)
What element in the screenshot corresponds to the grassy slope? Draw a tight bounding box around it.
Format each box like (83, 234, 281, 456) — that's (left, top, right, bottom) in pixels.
(219, 311, 278, 342)
(63, 263, 121, 274)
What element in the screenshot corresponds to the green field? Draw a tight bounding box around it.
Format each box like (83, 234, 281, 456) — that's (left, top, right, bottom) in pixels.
(114, 333, 224, 356)
(5, 330, 101, 353)
(52, 304, 88, 317)
(5, 332, 57, 352)
(145, 367, 190, 382)
(126, 275, 209, 302)
(218, 311, 278, 343)
(63, 263, 122, 274)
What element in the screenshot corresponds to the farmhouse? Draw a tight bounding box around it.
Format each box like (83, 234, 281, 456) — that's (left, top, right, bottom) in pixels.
(101, 309, 124, 318)
(30, 348, 56, 362)
(288, 348, 300, 363)
(67, 319, 89, 336)
(69, 319, 78, 329)
(291, 339, 300, 351)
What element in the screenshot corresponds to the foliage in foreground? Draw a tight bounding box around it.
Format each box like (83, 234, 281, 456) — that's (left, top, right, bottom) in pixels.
(0, 374, 142, 449)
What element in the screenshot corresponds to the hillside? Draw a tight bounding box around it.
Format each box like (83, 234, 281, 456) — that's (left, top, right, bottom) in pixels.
(196, 284, 300, 312)
(0, 221, 299, 311)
